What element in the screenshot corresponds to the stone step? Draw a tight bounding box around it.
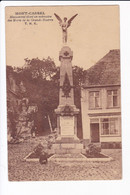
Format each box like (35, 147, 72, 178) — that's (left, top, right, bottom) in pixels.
(48, 153, 87, 162)
(52, 142, 83, 154)
(55, 137, 80, 143)
(54, 148, 83, 154)
(53, 143, 83, 149)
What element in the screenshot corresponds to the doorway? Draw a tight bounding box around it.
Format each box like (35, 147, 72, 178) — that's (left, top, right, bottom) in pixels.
(90, 123, 100, 143)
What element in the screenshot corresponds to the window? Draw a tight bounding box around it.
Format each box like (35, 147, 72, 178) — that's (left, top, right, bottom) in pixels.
(107, 90, 119, 108)
(101, 118, 119, 135)
(89, 91, 100, 109)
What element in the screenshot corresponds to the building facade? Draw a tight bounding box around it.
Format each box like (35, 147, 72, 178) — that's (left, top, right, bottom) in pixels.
(81, 50, 121, 148)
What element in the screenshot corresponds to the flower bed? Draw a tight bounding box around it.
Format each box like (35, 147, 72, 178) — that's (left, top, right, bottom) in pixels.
(82, 153, 109, 158)
(27, 152, 53, 159)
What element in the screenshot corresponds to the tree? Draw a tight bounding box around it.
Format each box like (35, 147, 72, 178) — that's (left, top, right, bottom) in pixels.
(24, 57, 57, 80)
(73, 65, 86, 138)
(13, 57, 59, 135)
(8, 58, 85, 137)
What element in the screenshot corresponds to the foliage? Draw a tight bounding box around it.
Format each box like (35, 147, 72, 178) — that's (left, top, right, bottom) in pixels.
(33, 143, 48, 164)
(14, 58, 59, 109)
(24, 57, 56, 80)
(73, 66, 86, 138)
(7, 57, 86, 136)
(73, 65, 85, 87)
(86, 143, 101, 157)
(33, 143, 45, 155)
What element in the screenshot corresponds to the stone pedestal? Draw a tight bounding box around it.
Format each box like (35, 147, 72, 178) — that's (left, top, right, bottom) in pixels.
(53, 46, 83, 153)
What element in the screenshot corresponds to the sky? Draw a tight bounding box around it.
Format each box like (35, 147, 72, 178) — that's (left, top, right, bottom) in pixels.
(5, 5, 120, 70)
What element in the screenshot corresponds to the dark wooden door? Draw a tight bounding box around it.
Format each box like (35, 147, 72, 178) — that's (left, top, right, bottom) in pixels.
(90, 123, 100, 143)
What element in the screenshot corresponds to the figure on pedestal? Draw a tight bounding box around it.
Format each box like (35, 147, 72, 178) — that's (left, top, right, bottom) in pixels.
(54, 13, 78, 43)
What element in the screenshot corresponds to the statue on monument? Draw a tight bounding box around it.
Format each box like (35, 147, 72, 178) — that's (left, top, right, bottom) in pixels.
(54, 13, 78, 43)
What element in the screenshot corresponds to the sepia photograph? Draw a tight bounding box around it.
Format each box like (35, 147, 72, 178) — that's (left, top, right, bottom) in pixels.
(5, 5, 121, 181)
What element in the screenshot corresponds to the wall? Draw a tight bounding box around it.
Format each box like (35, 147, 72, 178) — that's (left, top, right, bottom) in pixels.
(81, 86, 121, 143)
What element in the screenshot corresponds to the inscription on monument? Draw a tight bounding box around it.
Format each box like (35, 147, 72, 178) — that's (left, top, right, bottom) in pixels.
(60, 116, 74, 136)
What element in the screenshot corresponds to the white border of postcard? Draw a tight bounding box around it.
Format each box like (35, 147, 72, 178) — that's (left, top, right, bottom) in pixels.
(0, 1, 130, 195)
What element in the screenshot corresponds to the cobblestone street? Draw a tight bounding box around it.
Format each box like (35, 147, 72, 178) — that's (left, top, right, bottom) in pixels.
(8, 137, 122, 181)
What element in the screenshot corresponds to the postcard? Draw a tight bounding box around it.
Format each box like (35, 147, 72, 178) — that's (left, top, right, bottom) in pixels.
(5, 5, 121, 181)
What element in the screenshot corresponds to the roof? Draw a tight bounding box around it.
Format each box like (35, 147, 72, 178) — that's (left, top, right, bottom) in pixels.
(83, 49, 120, 87)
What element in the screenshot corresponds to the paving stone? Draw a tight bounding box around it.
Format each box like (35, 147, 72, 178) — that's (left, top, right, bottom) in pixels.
(8, 137, 122, 181)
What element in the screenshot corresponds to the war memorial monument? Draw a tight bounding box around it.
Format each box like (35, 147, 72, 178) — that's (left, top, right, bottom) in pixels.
(52, 14, 84, 154)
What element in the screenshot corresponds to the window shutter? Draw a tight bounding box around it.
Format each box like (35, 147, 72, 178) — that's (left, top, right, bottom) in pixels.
(107, 95, 112, 107)
(89, 95, 95, 109)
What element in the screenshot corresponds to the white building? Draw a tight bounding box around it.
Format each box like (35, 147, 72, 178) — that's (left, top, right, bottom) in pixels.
(81, 50, 121, 148)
